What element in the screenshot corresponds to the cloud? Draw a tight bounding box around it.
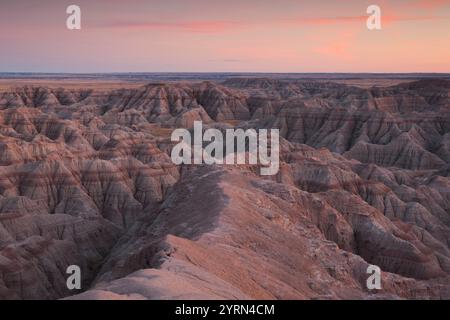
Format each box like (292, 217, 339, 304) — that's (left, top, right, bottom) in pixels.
(310, 31, 357, 60)
(285, 14, 449, 27)
(412, 0, 450, 9)
(97, 8, 450, 34)
(383, 14, 450, 23)
(100, 20, 244, 33)
(287, 16, 366, 26)
(208, 59, 244, 63)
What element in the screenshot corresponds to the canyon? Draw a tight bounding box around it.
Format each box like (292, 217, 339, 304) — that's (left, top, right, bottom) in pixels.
(0, 76, 449, 299)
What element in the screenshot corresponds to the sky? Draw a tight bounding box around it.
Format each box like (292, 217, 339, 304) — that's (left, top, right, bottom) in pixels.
(0, 0, 450, 73)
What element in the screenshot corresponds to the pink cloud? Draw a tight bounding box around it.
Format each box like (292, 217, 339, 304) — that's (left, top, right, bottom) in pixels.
(285, 14, 449, 27)
(310, 31, 357, 60)
(412, 0, 450, 9)
(101, 20, 244, 33)
(381, 14, 450, 27)
(287, 16, 366, 26)
(98, 9, 450, 34)
(314, 42, 351, 59)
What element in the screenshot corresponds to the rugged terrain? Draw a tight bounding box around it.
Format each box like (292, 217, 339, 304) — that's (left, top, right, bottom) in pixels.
(0, 77, 449, 299)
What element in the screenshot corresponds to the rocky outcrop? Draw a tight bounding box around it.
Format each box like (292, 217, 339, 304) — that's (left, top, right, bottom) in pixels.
(0, 78, 449, 300)
(70, 165, 450, 299)
(0, 96, 179, 299)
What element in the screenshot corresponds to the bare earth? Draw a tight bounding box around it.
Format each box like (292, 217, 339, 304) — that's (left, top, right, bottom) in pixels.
(0, 75, 449, 300)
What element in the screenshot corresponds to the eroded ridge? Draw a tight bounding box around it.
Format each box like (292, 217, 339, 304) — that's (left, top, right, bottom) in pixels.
(0, 78, 449, 299)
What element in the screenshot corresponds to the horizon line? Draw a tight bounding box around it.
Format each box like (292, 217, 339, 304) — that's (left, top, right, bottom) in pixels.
(1, 71, 450, 75)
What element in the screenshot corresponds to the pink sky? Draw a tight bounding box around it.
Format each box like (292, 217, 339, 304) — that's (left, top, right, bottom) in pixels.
(0, 0, 449, 73)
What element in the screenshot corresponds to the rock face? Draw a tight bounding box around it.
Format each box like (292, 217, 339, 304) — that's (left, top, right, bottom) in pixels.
(0, 78, 450, 300)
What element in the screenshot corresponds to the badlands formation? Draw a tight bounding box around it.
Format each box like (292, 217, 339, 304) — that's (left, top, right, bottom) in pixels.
(0, 78, 449, 299)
